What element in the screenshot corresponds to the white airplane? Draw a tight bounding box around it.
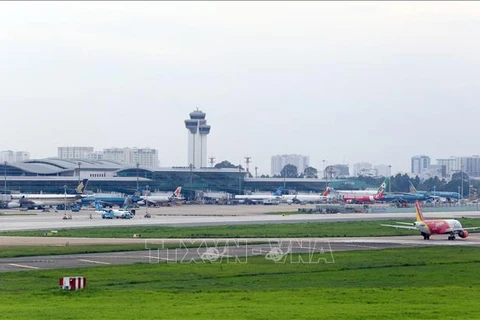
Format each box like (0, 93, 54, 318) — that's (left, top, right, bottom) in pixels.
(281, 189, 331, 204)
(234, 187, 283, 204)
(137, 187, 182, 206)
(7, 179, 89, 209)
(95, 202, 134, 219)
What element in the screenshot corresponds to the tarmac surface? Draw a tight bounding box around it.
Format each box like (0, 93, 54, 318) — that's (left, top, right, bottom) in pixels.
(1, 205, 480, 272)
(1, 235, 479, 272)
(1, 204, 480, 232)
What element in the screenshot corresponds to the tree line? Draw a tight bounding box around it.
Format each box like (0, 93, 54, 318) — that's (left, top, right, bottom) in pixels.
(214, 159, 478, 197)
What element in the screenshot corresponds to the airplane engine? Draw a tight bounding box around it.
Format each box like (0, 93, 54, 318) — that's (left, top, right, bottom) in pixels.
(7, 202, 20, 208)
(459, 230, 469, 238)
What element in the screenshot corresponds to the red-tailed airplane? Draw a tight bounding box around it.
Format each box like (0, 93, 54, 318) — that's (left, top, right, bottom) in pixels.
(381, 201, 480, 240)
(341, 180, 386, 204)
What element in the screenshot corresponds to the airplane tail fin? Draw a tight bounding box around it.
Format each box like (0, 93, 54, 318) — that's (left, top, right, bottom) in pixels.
(273, 187, 283, 196)
(133, 187, 143, 198)
(409, 181, 417, 193)
(94, 201, 103, 211)
(321, 187, 331, 197)
(173, 187, 182, 198)
(377, 179, 387, 196)
(75, 179, 89, 194)
(415, 201, 425, 221)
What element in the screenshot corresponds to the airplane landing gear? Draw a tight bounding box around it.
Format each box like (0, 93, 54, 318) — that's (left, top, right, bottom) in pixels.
(448, 233, 456, 240)
(421, 232, 430, 240)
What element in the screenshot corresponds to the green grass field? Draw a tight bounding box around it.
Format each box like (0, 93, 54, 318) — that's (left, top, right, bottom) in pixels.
(1, 246, 479, 319)
(2, 218, 479, 239)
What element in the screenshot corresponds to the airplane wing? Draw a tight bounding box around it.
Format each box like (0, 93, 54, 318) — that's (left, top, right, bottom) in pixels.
(461, 227, 480, 231)
(380, 224, 418, 230)
(394, 222, 415, 225)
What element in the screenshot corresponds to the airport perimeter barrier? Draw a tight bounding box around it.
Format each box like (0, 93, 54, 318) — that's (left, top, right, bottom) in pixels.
(304, 203, 480, 214)
(367, 203, 480, 214)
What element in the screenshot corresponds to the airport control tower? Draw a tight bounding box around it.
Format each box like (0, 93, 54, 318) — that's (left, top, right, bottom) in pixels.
(184, 108, 211, 168)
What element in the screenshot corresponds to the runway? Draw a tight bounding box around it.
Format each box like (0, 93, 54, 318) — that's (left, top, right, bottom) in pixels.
(1, 205, 480, 272)
(1, 235, 479, 272)
(1, 205, 480, 232)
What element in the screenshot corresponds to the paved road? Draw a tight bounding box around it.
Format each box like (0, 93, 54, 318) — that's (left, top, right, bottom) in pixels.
(1, 235, 479, 272)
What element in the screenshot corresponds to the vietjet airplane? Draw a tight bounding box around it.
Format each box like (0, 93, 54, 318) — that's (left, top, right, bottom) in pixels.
(341, 180, 386, 204)
(381, 201, 480, 240)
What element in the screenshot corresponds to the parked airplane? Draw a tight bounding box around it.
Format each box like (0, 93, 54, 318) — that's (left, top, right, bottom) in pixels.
(381, 191, 433, 204)
(409, 182, 461, 201)
(81, 189, 141, 208)
(282, 188, 331, 204)
(381, 201, 479, 240)
(136, 187, 182, 206)
(8, 179, 89, 209)
(330, 187, 379, 196)
(81, 192, 127, 208)
(95, 202, 134, 219)
(341, 180, 387, 203)
(234, 187, 283, 204)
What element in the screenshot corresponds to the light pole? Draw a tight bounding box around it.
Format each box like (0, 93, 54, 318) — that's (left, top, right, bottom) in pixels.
(189, 163, 194, 185)
(388, 165, 392, 193)
(77, 162, 81, 184)
(63, 185, 67, 216)
(145, 185, 149, 215)
(136, 162, 139, 189)
(322, 160, 326, 179)
(461, 166, 464, 199)
(4, 161, 6, 197)
(238, 165, 242, 194)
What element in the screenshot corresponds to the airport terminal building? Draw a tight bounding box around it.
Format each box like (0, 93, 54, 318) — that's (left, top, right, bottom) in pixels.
(1, 158, 365, 199)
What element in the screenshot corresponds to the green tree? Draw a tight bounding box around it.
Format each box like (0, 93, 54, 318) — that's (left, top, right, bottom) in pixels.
(390, 173, 412, 192)
(280, 164, 298, 178)
(214, 160, 237, 169)
(303, 166, 318, 178)
(445, 171, 469, 197)
(419, 176, 444, 192)
(214, 160, 244, 170)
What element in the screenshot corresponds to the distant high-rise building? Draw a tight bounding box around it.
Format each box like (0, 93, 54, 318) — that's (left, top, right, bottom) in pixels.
(456, 156, 480, 177)
(374, 164, 391, 177)
(0, 150, 30, 163)
(185, 109, 211, 168)
(58, 146, 159, 167)
(436, 157, 457, 177)
(411, 155, 430, 175)
(58, 147, 94, 159)
(103, 147, 159, 167)
(333, 164, 350, 177)
(353, 162, 372, 176)
(271, 154, 310, 176)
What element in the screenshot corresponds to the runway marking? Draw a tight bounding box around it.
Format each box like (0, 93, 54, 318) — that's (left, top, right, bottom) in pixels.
(143, 256, 176, 261)
(78, 259, 111, 265)
(8, 263, 40, 270)
(342, 244, 386, 249)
